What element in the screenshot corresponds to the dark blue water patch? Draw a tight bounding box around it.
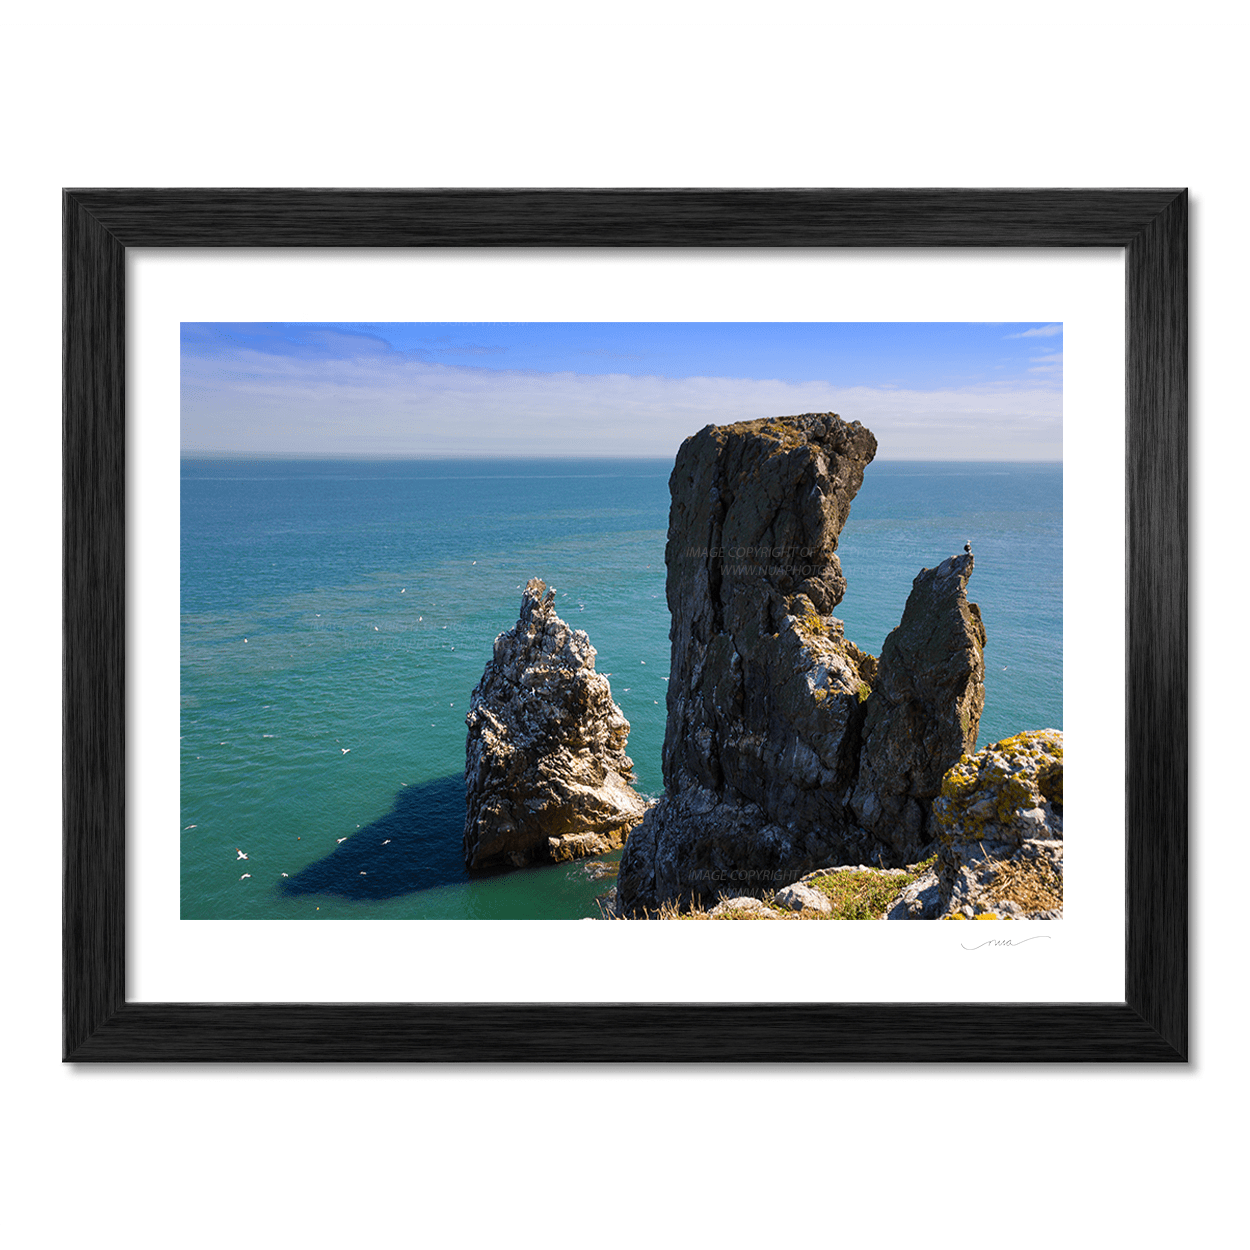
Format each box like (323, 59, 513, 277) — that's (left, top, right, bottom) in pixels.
(279, 774, 468, 900)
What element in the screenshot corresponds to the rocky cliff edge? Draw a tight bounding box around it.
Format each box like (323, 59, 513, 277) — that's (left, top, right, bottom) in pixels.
(616, 413, 987, 914)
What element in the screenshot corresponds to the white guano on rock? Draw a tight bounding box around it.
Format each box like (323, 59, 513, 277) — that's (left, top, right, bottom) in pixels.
(463, 578, 649, 872)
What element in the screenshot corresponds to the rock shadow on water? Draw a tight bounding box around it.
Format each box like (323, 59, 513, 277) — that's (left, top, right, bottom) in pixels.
(279, 774, 470, 901)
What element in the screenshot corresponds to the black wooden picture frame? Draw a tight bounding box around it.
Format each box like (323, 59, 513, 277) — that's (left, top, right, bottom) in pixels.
(63, 188, 1187, 1062)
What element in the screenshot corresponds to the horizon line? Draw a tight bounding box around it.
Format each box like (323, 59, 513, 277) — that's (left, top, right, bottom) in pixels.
(180, 450, 1063, 464)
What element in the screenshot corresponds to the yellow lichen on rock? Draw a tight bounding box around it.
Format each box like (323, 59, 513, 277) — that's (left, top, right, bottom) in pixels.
(931, 729, 1063, 919)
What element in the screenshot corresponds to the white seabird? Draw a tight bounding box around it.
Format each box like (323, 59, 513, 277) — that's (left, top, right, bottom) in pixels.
(236, 849, 248, 860)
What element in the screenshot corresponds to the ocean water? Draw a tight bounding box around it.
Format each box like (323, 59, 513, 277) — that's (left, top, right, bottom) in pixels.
(181, 458, 1061, 920)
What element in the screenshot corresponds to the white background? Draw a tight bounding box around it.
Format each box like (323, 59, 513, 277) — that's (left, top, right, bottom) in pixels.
(4, 3, 1242, 1247)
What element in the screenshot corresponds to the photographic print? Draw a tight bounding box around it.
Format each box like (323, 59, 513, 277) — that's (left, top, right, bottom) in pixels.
(180, 320, 1062, 923)
(63, 187, 1184, 1061)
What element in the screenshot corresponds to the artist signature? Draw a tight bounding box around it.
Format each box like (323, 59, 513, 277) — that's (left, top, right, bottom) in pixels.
(961, 935, 1053, 950)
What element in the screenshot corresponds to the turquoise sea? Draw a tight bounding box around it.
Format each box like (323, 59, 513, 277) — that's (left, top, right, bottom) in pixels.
(181, 458, 1061, 920)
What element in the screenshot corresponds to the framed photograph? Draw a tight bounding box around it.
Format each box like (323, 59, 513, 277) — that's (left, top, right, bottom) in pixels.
(64, 189, 1186, 1061)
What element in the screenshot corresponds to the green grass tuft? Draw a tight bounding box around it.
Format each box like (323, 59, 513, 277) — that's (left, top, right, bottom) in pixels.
(806, 855, 935, 920)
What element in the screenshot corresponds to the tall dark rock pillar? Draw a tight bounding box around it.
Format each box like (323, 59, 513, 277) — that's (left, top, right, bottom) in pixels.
(617, 413, 990, 915)
(850, 554, 987, 861)
(618, 413, 880, 913)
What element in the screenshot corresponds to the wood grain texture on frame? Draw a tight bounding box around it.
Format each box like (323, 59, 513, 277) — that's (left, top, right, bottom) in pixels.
(63, 188, 1188, 1062)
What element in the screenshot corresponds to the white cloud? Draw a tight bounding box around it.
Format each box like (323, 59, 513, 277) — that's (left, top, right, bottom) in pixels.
(182, 349, 1062, 460)
(1005, 324, 1063, 338)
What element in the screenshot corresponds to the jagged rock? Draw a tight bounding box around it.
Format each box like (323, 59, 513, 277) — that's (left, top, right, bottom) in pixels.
(618, 413, 882, 913)
(660, 413, 879, 816)
(616, 412, 992, 915)
(930, 730, 1063, 919)
(463, 578, 648, 872)
(618, 787, 862, 911)
(881, 868, 942, 919)
(850, 554, 987, 860)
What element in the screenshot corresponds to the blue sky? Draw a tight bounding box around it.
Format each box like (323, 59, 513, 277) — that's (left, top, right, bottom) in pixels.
(181, 322, 1062, 459)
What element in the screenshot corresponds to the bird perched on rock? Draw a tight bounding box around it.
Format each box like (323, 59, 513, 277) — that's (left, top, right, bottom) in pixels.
(964, 541, 973, 554)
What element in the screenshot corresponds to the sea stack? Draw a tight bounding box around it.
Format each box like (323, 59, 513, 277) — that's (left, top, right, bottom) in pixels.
(850, 553, 986, 861)
(463, 578, 648, 872)
(616, 413, 987, 914)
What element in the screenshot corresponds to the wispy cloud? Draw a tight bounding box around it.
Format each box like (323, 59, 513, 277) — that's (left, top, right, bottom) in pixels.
(1005, 324, 1063, 338)
(1028, 351, 1064, 375)
(182, 348, 1062, 460)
